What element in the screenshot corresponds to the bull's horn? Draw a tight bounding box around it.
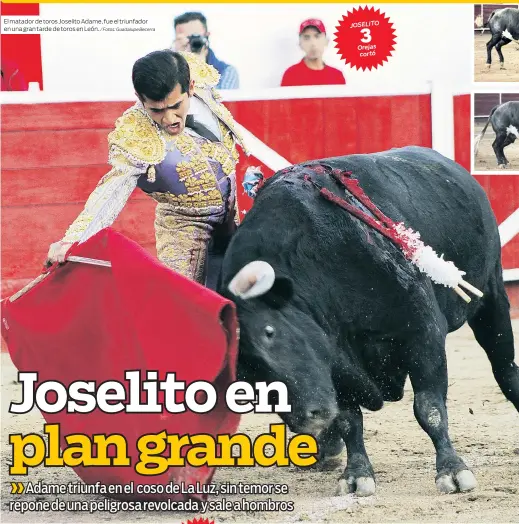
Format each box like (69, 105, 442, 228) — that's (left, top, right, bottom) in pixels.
(228, 261, 276, 299)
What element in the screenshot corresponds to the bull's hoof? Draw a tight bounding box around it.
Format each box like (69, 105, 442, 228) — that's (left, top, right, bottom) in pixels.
(336, 475, 376, 497)
(498, 164, 508, 169)
(486, 64, 491, 69)
(436, 469, 477, 494)
(500, 64, 506, 70)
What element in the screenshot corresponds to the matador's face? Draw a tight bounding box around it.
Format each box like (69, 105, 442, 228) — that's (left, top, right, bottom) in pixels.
(141, 80, 195, 136)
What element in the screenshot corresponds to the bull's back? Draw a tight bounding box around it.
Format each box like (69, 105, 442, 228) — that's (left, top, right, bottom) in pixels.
(494, 101, 519, 128)
(304, 146, 500, 282)
(489, 8, 519, 38)
(225, 146, 501, 332)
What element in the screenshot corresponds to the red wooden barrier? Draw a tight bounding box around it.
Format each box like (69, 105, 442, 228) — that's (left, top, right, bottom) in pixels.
(3, 91, 519, 355)
(1, 95, 432, 299)
(453, 94, 471, 172)
(474, 175, 519, 270)
(226, 94, 432, 216)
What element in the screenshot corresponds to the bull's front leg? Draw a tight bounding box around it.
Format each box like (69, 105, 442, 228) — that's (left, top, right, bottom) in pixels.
(316, 418, 345, 468)
(492, 132, 509, 168)
(334, 406, 376, 497)
(496, 39, 510, 69)
(407, 327, 477, 494)
(486, 35, 500, 69)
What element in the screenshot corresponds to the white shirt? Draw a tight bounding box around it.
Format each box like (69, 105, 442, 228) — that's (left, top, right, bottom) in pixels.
(186, 95, 222, 141)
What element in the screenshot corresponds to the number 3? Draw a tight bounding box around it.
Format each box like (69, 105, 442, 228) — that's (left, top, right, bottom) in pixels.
(360, 28, 371, 43)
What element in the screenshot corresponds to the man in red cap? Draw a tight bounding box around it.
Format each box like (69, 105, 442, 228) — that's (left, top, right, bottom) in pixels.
(280, 18, 346, 87)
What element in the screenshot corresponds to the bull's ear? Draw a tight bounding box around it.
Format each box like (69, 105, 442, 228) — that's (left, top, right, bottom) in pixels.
(262, 276, 293, 309)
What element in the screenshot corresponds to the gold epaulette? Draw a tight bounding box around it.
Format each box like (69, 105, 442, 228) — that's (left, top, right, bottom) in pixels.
(108, 107, 166, 167)
(181, 51, 221, 89)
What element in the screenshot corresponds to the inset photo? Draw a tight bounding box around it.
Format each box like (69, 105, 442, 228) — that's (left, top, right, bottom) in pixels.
(474, 4, 519, 82)
(473, 92, 519, 171)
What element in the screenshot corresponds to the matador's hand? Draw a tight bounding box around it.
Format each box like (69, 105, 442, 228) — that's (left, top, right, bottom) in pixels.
(45, 241, 74, 268)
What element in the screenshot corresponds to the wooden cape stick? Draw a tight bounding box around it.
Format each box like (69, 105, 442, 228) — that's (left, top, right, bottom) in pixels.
(67, 256, 112, 268)
(3, 257, 112, 304)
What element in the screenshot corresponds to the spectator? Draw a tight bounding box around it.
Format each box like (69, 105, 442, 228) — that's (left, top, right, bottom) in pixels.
(173, 11, 239, 90)
(281, 18, 346, 87)
(1, 58, 28, 91)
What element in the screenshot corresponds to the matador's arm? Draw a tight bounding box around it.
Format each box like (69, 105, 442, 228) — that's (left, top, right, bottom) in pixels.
(61, 151, 145, 244)
(61, 108, 165, 244)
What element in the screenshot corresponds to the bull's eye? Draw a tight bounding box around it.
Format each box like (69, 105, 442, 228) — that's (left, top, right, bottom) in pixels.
(265, 325, 275, 338)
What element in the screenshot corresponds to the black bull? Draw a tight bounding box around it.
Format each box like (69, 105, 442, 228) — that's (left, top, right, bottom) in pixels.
(482, 7, 519, 69)
(474, 101, 519, 168)
(218, 146, 519, 496)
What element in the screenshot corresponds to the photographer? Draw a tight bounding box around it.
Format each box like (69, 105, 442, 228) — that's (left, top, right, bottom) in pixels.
(173, 12, 239, 90)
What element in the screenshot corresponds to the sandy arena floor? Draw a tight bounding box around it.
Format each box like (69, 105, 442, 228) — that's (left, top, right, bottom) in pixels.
(474, 32, 519, 83)
(2, 322, 519, 524)
(474, 123, 519, 172)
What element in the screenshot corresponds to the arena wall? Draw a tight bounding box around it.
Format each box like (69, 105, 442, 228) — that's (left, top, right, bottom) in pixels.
(2, 88, 519, 318)
(474, 93, 519, 121)
(1, 87, 432, 298)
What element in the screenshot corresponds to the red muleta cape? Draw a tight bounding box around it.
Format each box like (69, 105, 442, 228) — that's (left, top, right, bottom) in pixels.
(1, 228, 241, 501)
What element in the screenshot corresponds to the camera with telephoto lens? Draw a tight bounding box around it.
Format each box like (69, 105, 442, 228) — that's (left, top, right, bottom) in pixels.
(187, 34, 209, 54)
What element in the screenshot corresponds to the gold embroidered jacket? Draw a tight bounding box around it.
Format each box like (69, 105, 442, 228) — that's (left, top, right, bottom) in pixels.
(61, 52, 249, 244)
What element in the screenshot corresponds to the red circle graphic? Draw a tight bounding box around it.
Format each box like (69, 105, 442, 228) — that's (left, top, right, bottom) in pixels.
(333, 6, 397, 71)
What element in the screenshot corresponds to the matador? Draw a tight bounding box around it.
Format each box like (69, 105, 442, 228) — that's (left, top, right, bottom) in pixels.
(46, 49, 252, 290)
